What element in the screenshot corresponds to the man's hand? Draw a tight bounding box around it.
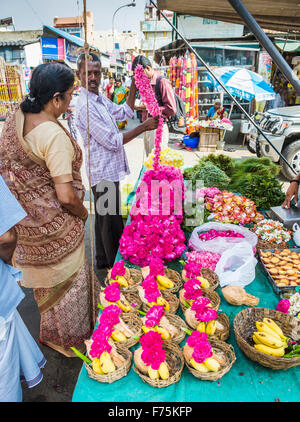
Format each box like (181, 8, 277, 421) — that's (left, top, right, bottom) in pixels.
(282, 182, 299, 209)
(142, 115, 160, 131)
(130, 76, 137, 91)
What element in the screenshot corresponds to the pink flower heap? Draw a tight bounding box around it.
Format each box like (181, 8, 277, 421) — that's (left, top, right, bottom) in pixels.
(191, 297, 218, 322)
(184, 251, 221, 277)
(187, 331, 213, 364)
(145, 305, 165, 328)
(134, 64, 164, 170)
(198, 229, 245, 242)
(140, 331, 166, 370)
(205, 190, 264, 225)
(111, 260, 126, 280)
(90, 304, 122, 358)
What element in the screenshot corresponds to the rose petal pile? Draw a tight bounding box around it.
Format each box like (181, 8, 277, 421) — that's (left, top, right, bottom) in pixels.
(198, 229, 245, 242)
(140, 331, 166, 370)
(186, 331, 213, 364)
(205, 190, 264, 225)
(184, 251, 221, 277)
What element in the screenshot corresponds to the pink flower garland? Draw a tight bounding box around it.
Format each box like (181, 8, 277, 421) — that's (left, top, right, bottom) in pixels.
(191, 297, 218, 322)
(140, 331, 166, 370)
(145, 305, 165, 327)
(134, 64, 164, 171)
(183, 278, 203, 301)
(149, 257, 165, 277)
(142, 275, 161, 303)
(111, 260, 126, 280)
(104, 282, 121, 303)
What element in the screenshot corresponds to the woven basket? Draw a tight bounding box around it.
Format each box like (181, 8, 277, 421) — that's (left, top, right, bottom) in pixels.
(99, 290, 142, 312)
(133, 341, 184, 388)
(234, 307, 300, 370)
(104, 267, 143, 293)
(179, 288, 221, 314)
(141, 266, 183, 294)
(84, 345, 132, 384)
(184, 339, 236, 381)
(142, 290, 179, 314)
(183, 311, 230, 342)
(164, 314, 189, 344)
(250, 228, 289, 253)
(181, 268, 219, 291)
(112, 312, 143, 349)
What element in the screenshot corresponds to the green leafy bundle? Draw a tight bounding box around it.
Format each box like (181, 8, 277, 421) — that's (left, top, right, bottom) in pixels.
(229, 157, 285, 209)
(183, 162, 231, 191)
(198, 153, 235, 177)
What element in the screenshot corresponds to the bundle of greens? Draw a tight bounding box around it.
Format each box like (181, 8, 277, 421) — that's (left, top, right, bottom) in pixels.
(198, 153, 235, 177)
(183, 162, 231, 191)
(228, 157, 285, 209)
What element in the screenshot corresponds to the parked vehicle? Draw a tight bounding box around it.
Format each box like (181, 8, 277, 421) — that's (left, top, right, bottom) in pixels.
(246, 106, 300, 179)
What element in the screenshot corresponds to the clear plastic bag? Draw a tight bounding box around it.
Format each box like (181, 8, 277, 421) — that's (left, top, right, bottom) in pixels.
(188, 222, 257, 255)
(214, 242, 257, 288)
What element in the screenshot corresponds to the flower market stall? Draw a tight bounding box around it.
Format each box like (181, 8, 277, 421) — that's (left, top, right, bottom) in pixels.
(71, 63, 300, 404)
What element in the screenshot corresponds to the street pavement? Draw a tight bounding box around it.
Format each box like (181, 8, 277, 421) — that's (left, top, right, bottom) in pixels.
(0, 113, 287, 402)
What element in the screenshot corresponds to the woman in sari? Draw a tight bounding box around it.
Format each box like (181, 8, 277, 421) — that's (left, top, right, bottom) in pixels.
(111, 76, 129, 130)
(0, 62, 100, 358)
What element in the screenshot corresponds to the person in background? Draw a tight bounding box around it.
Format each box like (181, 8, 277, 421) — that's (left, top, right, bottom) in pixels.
(101, 73, 109, 94)
(282, 175, 300, 209)
(75, 51, 159, 271)
(105, 76, 115, 99)
(206, 99, 228, 120)
(111, 75, 129, 130)
(0, 175, 46, 402)
(131, 55, 176, 157)
(267, 82, 285, 110)
(0, 62, 100, 358)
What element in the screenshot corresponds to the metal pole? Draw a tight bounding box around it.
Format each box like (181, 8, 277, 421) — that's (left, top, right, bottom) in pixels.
(149, 0, 297, 175)
(228, 0, 300, 95)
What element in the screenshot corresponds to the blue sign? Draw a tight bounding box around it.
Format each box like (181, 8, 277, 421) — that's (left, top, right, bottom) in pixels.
(41, 37, 65, 60)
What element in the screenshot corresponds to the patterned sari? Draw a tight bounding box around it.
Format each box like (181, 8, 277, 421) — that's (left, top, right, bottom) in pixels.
(0, 107, 100, 357)
(112, 85, 128, 130)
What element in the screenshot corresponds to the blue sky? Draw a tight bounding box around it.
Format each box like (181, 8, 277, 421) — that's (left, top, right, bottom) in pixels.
(1, 0, 147, 33)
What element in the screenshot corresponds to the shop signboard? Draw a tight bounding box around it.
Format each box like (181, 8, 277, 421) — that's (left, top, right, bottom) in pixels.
(258, 51, 272, 83)
(41, 37, 65, 60)
(177, 15, 244, 39)
(65, 40, 79, 63)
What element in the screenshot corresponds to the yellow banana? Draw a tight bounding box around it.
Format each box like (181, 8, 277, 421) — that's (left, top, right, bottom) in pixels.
(148, 366, 159, 380)
(253, 331, 283, 349)
(157, 296, 170, 311)
(117, 298, 131, 312)
(157, 283, 167, 290)
(203, 357, 220, 372)
(100, 351, 116, 374)
(92, 358, 104, 374)
(142, 325, 155, 334)
(190, 358, 209, 372)
(158, 362, 169, 380)
(206, 320, 217, 335)
(254, 344, 285, 357)
(111, 329, 127, 342)
(196, 276, 210, 289)
(255, 321, 281, 340)
(197, 322, 206, 333)
(115, 275, 129, 288)
(156, 327, 170, 340)
(156, 275, 174, 289)
(262, 318, 286, 341)
(252, 333, 261, 345)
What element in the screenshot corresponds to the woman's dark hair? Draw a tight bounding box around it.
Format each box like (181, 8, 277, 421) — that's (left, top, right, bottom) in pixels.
(21, 62, 75, 114)
(131, 55, 152, 72)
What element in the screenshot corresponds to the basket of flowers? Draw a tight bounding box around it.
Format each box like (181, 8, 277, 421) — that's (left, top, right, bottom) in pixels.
(104, 260, 143, 293)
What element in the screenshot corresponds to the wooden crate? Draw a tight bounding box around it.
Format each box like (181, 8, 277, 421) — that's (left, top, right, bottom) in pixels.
(198, 127, 220, 152)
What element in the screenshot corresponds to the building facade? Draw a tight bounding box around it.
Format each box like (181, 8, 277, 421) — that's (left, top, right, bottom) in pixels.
(53, 11, 94, 45)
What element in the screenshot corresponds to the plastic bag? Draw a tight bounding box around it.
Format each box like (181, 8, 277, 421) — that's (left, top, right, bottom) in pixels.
(188, 222, 257, 255)
(214, 241, 257, 288)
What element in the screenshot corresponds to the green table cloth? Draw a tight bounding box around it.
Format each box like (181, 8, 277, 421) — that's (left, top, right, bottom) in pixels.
(72, 168, 300, 403)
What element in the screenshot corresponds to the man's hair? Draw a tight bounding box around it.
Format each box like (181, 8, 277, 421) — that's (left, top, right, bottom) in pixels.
(131, 55, 152, 72)
(77, 51, 101, 71)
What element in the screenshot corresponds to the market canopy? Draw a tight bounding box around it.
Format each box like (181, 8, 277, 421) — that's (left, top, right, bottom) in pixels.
(157, 0, 300, 32)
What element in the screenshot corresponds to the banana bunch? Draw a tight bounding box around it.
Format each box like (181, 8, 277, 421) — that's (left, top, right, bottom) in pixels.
(109, 275, 129, 288)
(252, 318, 289, 357)
(147, 362, 170, 380)
(141, 325, 170, 340)
(92, 351, 116, 375)
(112, 297, 132, 313)
(190, 356, 221, 373)
(196, 276, 210, 289)
(147, 296, 170, 312)
(110, 329, 127, 342)
(197, 320, 217, 335)
(156, 275, 174, 290)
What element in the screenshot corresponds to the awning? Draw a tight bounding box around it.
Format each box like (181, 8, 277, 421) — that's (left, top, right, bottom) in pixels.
(275, 40, 300, 52)
(157, 0, 300, 32)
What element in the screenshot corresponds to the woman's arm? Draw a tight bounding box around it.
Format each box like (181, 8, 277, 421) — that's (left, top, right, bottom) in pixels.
(55, 182, 88, 221)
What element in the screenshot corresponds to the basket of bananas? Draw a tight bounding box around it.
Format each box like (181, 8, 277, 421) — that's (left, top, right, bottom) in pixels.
(83, 341, 132, 384)
(140, 304, 188, 344)
(105, 261, 143, 293)
(137, 276, 179, 315)
(141, 264, 183, 294)
(179, 285, 221, 315)
(234, 307, 300, 370)
(133, 333, 184, 388)
(184, 307, 230, 342)
(182, 330, 236, 381)
(99, 282, 142, 313)
(181, 267, 219, 291)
